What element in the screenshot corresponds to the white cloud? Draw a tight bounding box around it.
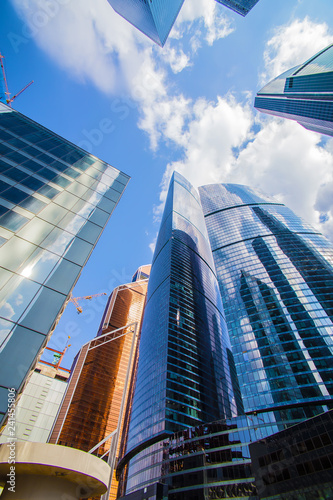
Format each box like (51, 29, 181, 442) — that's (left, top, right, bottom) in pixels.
(260, 16, 333, 85)
(151, 17, 333, 244)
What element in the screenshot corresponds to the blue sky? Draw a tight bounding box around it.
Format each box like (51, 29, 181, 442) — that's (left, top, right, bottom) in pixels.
(1, 0, 333, 367)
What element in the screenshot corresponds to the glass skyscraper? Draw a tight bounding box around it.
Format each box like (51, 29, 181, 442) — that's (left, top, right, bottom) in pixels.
(215, 0, 260, 16)
(50, 267, 150, 500)
(0, 102, 129, 425)
(117, 174, 333, 499)
(107, 0, 260, 46)
(107, 0, 185, 47)
(199, 183, 333, 418)
(254, 43, 333, 136)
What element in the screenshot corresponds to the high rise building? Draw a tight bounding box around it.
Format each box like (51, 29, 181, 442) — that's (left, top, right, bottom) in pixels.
(254, 43, 333, 136)
(117, 174, 333, 499)
(107, 0, 185, 47)
(118, 172, 241, 497)
(0, 102, 129, 425)
(107, 0, 260, 46)
(199, 182, 333, 417)
(49, 266, 150, 500)
(215, 0, 259, 16)
(0, 361, 70, 445)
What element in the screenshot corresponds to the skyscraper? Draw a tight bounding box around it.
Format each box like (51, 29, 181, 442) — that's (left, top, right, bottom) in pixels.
(254, 43, 333, 136)
(107, 0, 185, 47)
(118, 172, 241, 496)
(117, 174, 333, 499)
(107, 0, 260, 46)
(49, 266, 150, 500)
(0, 102, 129, 425)
(215, 0, 260, 16)
(199, 182, 333, 418)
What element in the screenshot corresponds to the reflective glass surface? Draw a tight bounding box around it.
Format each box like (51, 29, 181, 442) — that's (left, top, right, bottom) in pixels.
(199, 183, 333, 417)
(125, 173, 239, 493)
(107, 0, 185, 46)
(50, 277, 149, 500)
(215, 0, 259, 16)
(0, 103, 129, 421)
(255, 44, 333, 136)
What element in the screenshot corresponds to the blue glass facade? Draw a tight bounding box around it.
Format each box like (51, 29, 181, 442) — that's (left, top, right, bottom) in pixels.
(215, 0, 260, 16)
(107, 0, 185, 47)
(199, 183, 333, 417)
(118, 179, 333, 499)
(0, 103, 129, 424)
(254, 44, 333, 136)
(107, 0, 260, 46)
(122, 172, 238, 494)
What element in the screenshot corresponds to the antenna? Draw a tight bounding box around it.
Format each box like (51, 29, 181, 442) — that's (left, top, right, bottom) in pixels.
(0, 52, 33, 107)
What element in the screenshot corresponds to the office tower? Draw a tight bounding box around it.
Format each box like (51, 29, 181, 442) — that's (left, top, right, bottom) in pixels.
(49, 266, 150, 500)
(254, 43, 333, 136)
(107, 0, 185, 47)
(215, 0, 260, 16)
(199, 182, 333, 420)
(250, 409, 333, 499)
(118, 174, 333, 499)
(0, 102, 129, 425)
(107, 0, 260, 46)
(0, 360, 70, 444)
(119, 172, 240, 497)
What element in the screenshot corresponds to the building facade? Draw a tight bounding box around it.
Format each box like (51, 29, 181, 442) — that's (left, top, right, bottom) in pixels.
(49, 267, 150, 500)
(215, 0, 259, 16)
(117, 175, 333, 499)
(199, 182, 333, 419)
(250, 409, 333, 499)
(0, 361, 69, 444)
(254, 43, 333, 136)
(107, 0, 260, 46)
(119, 173, 240, 496)
(107, 0, 185, 47)
(0, 102, 129, 424)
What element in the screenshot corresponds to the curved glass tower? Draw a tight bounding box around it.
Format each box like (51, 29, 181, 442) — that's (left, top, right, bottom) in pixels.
(199, 183, 333, 418)
(122, 173, 238, 494)
(254, 43, 333, 136)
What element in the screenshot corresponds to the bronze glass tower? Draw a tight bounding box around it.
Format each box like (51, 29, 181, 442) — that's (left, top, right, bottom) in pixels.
(49, 266, 150, 500)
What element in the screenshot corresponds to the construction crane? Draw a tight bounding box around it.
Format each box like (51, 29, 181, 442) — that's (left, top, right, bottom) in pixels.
(69, 293, 107, 314)
(0, 52, 33, 106)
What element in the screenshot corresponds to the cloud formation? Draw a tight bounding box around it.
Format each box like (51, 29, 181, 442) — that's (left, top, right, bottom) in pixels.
(10, 2, 333, 243)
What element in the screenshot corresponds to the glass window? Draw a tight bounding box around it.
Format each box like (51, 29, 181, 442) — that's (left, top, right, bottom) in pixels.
(89, 208, 109, 227)
(38, 185, 60, 200)
(64, 237, 93, 266)
(2, 186, 29, 204)
(19, 196, 47, 214)
(38, 203, 67, 225)
(20, 176, 44, 191)
(0, 317, 14, 349)
(45, 258, 81, 294)
(0, 325, 45, 389)
(0, 267, 12, 290)
(77, 221, 102, 244)
(0, 236, 37, 272)
(0, 275, 41, 323)
(20, 286, 66, 335)
(0, 211, 29, 232)
(17, 247, 59, 284)
(17, 218, 54, 246)
(97, 197, 116, 214)
(40, 227, 74, 256)
(53, 191, 78, 210)
(3, 168, 28, 183)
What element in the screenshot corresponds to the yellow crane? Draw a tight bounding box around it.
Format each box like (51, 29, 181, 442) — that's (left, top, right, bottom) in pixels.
(69, 293, 107, 314)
